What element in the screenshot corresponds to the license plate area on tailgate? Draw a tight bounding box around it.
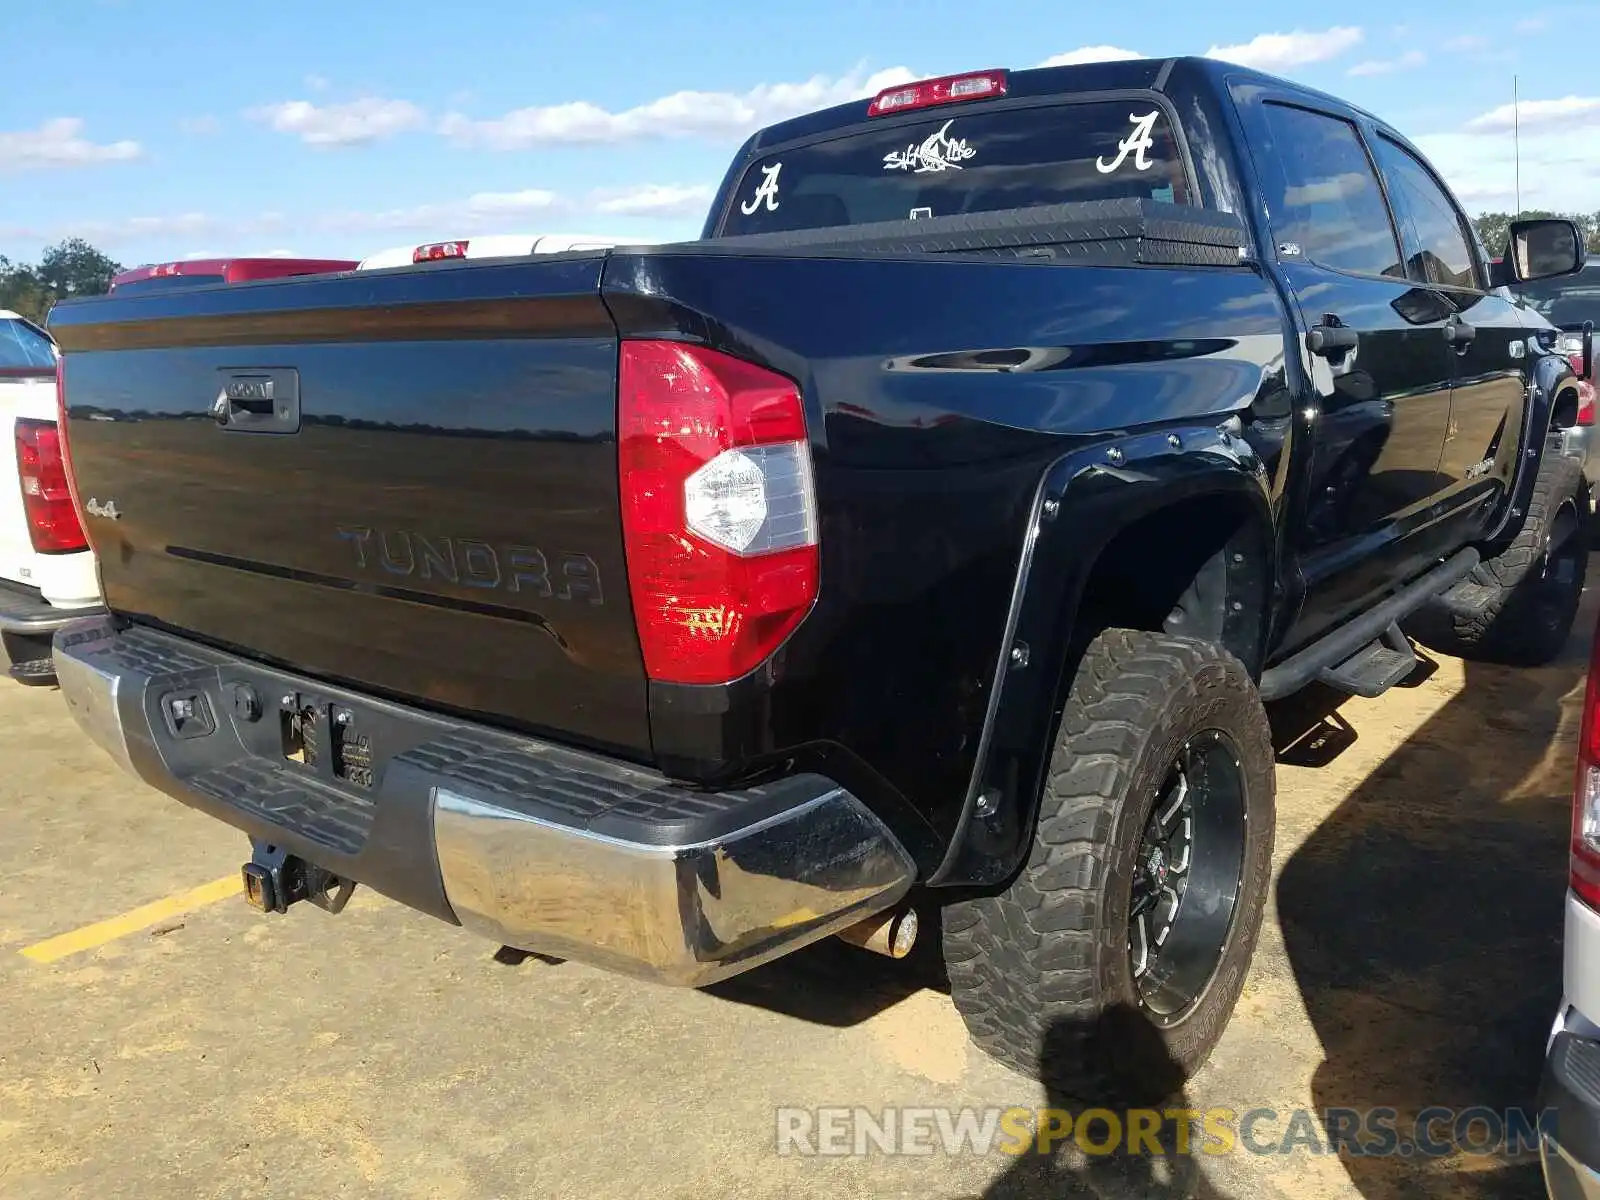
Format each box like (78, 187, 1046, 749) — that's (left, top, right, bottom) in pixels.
(276, 691, 379, 790)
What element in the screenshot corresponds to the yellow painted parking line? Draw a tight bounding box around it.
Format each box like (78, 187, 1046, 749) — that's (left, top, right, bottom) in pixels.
(20, 875, 243, 964)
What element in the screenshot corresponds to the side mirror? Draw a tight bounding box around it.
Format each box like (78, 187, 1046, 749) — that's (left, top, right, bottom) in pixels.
(1494, 218, 1587, 286)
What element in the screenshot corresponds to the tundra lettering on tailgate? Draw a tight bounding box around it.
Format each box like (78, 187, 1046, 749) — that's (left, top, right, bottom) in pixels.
(336, 526, 603, 605)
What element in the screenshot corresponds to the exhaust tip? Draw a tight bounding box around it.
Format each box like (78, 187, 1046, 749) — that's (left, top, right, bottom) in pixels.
(838, 906, 918, 959)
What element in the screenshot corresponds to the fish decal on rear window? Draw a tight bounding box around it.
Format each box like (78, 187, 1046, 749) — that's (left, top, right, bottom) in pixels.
(883, 120, 977, 173)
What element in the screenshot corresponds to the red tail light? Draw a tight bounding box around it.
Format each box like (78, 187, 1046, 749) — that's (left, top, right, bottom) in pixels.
(1573, 617, 1600, 909)
(618, 341, 819, 685)
(54, 356, 92, 552)
(414, 241, 469, 263)
(15, 415, 87, 554)
(868, 70, 1008, 117)
(1579, 382, 1596, 427)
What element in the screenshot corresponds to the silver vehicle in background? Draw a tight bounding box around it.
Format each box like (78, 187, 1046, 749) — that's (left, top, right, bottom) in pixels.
(1515, 263, 1600, 529)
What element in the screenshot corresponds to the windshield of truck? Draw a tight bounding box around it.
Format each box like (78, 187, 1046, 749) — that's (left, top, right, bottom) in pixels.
(1515, 264, 1600, 329)
(718, 100, 1191, 236)
(0, 317, 56, 370)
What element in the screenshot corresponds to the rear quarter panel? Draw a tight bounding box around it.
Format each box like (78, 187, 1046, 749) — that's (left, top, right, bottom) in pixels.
(606, 249, 1293, 850)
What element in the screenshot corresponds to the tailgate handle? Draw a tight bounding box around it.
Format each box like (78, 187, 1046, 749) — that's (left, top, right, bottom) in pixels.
(214, 369, 301, 434)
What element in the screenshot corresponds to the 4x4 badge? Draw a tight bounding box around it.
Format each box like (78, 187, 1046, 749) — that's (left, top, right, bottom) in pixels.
(85, 498, 121, 520)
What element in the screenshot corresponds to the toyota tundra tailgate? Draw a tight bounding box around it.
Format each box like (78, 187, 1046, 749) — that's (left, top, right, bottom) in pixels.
(48, 255, 651, 759)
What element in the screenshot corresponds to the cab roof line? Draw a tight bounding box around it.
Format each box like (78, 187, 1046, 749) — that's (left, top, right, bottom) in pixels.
(1153, 58, 1176, 92)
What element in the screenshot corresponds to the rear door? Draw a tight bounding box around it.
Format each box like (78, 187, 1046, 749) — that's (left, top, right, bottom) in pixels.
(1367, 131, 1528, 542)
(1241, 96, 1455, 647)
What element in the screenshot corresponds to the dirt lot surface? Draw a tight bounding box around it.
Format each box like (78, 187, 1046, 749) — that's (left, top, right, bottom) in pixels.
(2, 585, 1594, 1199)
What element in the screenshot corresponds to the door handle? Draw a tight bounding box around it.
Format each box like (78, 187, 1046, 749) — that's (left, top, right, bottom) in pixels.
(1306, 322, 1358, 358)
(212, 368, 301, 434)
(1446, 318, 1476, 345)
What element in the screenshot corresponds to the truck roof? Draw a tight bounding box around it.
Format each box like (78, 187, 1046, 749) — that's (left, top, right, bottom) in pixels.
(744, 56, 1380, 153)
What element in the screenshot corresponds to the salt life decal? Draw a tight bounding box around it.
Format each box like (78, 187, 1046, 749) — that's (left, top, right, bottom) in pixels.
(883, 120, 976, 173)
(741, 163, 783, 215)
(1096, 111, 1160, 174)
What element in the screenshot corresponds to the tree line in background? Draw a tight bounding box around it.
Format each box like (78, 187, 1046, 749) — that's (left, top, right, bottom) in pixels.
(0, 240, 122, 324)
(2, 215, 1599, 327)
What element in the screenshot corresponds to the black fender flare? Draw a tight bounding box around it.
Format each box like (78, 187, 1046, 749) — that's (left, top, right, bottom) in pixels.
(1481, 346, 1578, 556)
(930, 420, 1276, 888)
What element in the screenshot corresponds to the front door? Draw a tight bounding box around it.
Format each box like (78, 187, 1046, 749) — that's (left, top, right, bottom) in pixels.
(1367, 131, 1529, 545)
(1246, 98, 1456, 651)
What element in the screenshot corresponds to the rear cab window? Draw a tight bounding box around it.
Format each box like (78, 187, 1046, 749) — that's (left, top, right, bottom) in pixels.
(0, 318, 57, 371)
(717, 100, 1192, 236)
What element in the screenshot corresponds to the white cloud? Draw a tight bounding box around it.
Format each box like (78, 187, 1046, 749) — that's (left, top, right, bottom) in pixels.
(110, 213, 227, 237)
(0, 210, 297, 249)
(1416, 129, 1600, 214)
(179, 115, 221, 136)
(593, 184, 717, 218)
(1449, 180, 1517, 203)
(338, 185, 715, 232)
(1038, 46, 1145, 67)
(438, 66, 916, 148)
(3, 177, 718, 258)
(320, 188, 563, 233)
(1347, 51, 1426, 76)
(183, 248, 300, 260)
(1445, 34, 1489, 52)
(248, 97, 428, 147)
(464, 188, 562, 213)
(0, 118, 141, 173)
(1466, 96, 1600, 134)
(1204, 26, 1363, 70)
(1516, 15, 1550, 32)
(64, 212, 225, 243)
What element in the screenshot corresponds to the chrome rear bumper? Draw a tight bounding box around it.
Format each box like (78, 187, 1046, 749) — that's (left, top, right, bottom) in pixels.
(54, 616, 916, 985)
(435, 785, 914, 984)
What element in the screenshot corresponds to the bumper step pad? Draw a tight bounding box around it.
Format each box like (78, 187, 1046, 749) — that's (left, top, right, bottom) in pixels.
(52, 616, 916, 986)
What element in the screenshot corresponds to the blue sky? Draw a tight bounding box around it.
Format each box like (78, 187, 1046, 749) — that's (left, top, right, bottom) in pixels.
(3, 0, 1596, 267)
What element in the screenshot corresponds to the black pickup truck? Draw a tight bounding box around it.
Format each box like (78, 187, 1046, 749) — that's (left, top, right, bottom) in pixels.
(45, 57, 1591, 1094)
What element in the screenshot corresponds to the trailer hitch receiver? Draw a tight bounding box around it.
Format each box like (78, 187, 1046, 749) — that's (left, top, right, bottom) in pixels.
(241, 838, 356, 915)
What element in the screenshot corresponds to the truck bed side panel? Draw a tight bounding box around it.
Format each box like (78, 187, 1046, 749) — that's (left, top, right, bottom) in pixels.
(605, 250, 1290, 841)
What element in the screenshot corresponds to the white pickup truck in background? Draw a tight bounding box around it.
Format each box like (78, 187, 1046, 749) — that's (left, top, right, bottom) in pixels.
(0, 309, 101, 684)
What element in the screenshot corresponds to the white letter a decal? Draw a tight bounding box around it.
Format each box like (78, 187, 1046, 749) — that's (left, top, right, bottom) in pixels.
(1096, 111, 1159, 174)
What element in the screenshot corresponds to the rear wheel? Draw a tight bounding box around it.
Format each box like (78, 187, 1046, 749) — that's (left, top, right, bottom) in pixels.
(1408, 453, 1587, 666)
(942, 629, 1275, 1100)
